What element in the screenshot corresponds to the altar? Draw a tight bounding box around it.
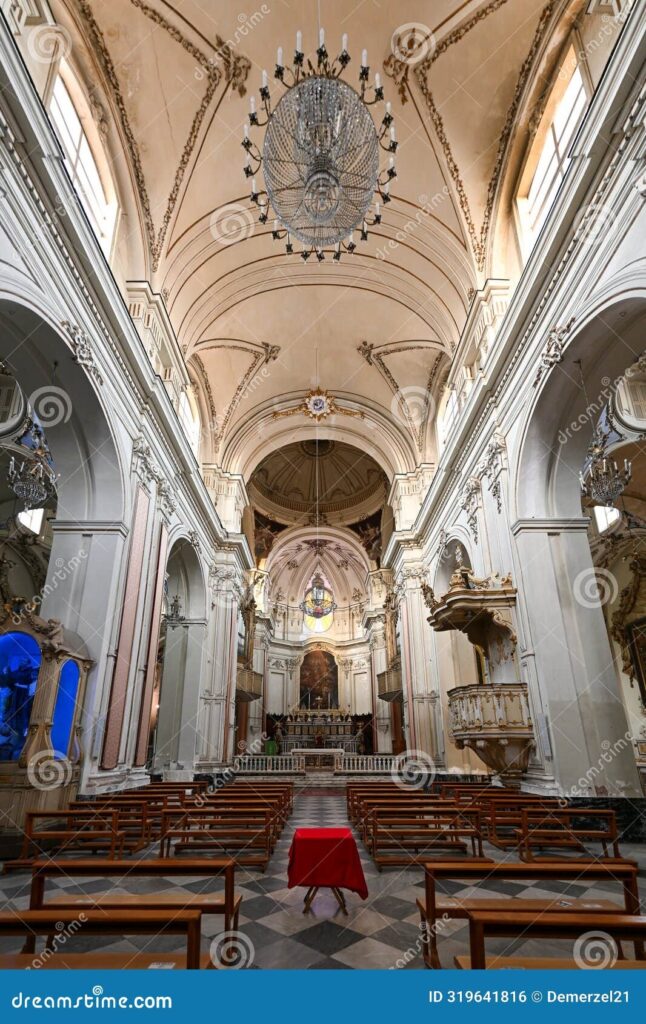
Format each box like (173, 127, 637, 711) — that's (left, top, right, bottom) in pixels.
(283, 711, 357, 753)
(290, 749, 346, 771)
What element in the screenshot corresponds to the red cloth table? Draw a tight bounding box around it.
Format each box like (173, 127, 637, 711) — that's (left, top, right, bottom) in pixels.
(288, 828, 368, 911)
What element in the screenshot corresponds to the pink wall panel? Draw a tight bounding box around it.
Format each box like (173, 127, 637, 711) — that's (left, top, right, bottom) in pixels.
(134, 523, 168, 766)
(101, 486, 150, 770)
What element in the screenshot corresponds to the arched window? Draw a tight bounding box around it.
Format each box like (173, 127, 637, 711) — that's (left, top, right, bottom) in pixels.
(516, 44, 590, 255)
(51, 659, 81, 758)
(178, 390, 201, 456)
(48, 65, 119, 256)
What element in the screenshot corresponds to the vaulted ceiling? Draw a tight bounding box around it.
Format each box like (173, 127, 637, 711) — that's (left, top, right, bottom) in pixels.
(56, 0, 564, 474)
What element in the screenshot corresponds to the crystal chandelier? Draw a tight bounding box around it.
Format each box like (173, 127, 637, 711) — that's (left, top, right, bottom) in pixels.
(300, 571, 336, 618)
(575, 360, 632, 507)
(242, 28, 397, 260)
(580, 427, 632, 507)
(8, 451, 56, 510)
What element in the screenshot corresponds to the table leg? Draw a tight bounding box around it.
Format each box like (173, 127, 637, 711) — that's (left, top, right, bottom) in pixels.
(303, 886, 318, 913)
(332, 887, 348, 915)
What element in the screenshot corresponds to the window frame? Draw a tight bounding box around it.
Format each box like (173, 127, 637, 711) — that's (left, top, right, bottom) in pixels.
(514, 34, 594, 259)
(47, 62, 120, 259)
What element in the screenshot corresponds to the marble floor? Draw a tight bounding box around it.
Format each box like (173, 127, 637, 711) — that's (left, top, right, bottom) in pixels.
(1, 792, 645, 969)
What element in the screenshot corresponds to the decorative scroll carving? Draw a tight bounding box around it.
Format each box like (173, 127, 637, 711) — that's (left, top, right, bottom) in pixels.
(60, 320, 103, 384)
(460, 476, 481, 542)
(131, 435, 161, 485)
(478, 433, 507, 513)
(532, 318, 576, 388)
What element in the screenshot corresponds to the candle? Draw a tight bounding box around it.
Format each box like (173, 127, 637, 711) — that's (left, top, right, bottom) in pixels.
(389, 156, 395, 170)
(375, 201, 380, 217)
(243, 123, 249, 139)
(277, 46, 283, 66)
(361, 48, 368, 67)
(251, 177, 257, 193)
(262, 69, 268, 88)
(342, 33, 348, 51)
(375, 73, 381, 89)
(250, 95, 256, 114)
(390, 125, 396, 142)
(319, 27, 325, 46)
(386, 101, 392, 115)
(296, 30, 302, 51)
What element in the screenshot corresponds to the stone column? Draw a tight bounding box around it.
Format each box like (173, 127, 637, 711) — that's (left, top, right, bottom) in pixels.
(398, 564, 445, 767)
(512, 518, 641, 795)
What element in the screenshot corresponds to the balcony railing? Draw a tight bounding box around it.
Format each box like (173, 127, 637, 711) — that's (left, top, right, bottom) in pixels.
(377, 665, 402, 701)
(447, 682, 535, 783)
(236, 667, 262, 701)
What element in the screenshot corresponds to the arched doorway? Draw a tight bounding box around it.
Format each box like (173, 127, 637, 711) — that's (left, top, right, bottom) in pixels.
(151, 537, 207, 775)
(514, 296, 646, 794)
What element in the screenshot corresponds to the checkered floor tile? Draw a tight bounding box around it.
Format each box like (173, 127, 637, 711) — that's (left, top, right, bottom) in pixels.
(1, 793, 645, 969)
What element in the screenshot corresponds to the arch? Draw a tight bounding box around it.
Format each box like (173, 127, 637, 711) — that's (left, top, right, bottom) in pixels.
(152, 534, 207, 772)
(165, 534, 207, 621)
(220, 397, 420, 482)
(515, 294, 646, 521)
(0, 298, 125, 522)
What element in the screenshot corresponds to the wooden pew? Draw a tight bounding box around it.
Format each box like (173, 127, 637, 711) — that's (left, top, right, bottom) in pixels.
(518, 807, 620, 860)
(28, 857, 241, 937)
(372, 809, 483, 869)
(0, 909, 208, 969)
(459, 910, 646, 969)
(160, 818, 271, 869)
(3, 810, 125, 872)
(417, 858, 641, 969)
